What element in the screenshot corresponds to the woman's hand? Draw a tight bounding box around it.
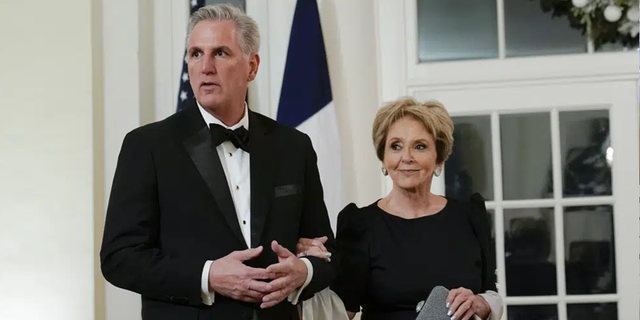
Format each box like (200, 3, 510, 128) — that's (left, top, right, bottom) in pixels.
(446, 287, 491, 320)
(295, 236, 331, 261)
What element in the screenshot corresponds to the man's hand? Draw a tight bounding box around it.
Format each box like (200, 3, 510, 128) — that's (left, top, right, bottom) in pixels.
(261, 240, 308, 308)
(208, 246, 275, 303)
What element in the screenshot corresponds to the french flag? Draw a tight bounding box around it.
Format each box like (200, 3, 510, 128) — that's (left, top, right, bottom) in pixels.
(277, 0, 343, 233)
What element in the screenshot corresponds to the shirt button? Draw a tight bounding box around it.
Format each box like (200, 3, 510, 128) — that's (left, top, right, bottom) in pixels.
(229, 152, 233, 157)
(235, 185, 239, 191)
(242, 220, 246, 225)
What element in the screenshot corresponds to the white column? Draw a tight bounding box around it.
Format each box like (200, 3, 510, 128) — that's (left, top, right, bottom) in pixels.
(102, 1, 147, 319)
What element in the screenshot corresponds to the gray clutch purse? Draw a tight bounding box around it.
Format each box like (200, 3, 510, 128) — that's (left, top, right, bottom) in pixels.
(415, 286, 451, 320)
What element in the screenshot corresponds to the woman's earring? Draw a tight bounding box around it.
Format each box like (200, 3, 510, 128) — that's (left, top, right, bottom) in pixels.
(434, 166, 442, 177)
(381, 167, 388, 176)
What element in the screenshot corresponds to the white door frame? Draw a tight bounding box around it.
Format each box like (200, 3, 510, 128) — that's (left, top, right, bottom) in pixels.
(411, 81, 638, 319)
(376, 0, 639, 319)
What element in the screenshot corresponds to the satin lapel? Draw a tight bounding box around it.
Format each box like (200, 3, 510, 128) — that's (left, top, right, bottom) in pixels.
(249, 112, 276, 248)
(183, 125, 247, 249)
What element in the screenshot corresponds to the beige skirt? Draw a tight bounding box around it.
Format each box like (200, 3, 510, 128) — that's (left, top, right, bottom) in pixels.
(300, 288, 350, 320)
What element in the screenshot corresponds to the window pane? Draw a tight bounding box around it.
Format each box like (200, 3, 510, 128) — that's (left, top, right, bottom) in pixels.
(565, 205, 616, 295)
(507, 305, 558, 320)
(559, 110, 611, 197)
(445, 116, 494, 200)
(567, 303, 617, 320)
(505, 208, 557, 296)
(417, 0, 498, 62)
(504, 0, 586, 57)
(501, 113, 552, 200)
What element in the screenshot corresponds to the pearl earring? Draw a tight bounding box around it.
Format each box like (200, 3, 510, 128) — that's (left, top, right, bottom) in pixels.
(434, 166, 442, 177)
(381, 167, 388, 176)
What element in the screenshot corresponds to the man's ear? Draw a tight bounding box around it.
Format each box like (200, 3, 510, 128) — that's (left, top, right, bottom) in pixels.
(248, 52, 260, 82)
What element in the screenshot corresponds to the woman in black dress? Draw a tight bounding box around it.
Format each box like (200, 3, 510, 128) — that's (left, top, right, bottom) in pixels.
(297, 98, 503, 320)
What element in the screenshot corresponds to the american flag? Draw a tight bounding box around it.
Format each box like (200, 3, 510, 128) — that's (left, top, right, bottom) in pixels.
(176, 0, 206, 112)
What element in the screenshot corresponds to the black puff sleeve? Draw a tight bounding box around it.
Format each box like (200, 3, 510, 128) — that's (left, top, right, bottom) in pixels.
(330, 203, 370, 313)
(468, 193, 498, 292)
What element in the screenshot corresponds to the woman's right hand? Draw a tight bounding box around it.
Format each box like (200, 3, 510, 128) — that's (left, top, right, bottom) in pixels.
(446, 287, 491, 320)
(295, 236, 331, 262)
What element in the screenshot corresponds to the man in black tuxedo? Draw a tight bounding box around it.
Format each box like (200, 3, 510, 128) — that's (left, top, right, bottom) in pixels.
(100, 4, 337, 320)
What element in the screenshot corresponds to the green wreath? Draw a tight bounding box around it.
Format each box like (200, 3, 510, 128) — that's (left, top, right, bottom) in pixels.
(532, 0, 639, 50)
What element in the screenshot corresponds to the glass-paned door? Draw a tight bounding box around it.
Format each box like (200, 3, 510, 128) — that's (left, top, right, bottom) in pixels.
(412, 81, 638, 320)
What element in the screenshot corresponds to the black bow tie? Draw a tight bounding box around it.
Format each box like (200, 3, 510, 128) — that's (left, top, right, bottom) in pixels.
(210, 124, 250, 153)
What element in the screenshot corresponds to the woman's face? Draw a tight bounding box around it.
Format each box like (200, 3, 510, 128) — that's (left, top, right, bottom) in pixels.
(383, 117, 440, 191)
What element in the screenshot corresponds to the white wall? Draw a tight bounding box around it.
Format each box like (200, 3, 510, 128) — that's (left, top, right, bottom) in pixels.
(0, 1, 99, 319)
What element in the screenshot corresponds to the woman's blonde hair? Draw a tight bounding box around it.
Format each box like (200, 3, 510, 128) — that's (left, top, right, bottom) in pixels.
(372, 97, 454, 164)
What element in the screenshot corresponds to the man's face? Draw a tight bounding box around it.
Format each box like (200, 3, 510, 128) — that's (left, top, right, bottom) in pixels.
(187, 19, 259, 109)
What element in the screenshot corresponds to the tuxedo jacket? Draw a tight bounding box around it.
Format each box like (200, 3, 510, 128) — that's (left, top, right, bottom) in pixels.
(100, 101, 338, 320)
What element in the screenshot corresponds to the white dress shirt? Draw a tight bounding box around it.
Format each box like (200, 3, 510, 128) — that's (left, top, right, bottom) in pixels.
(197, 102, 313, 306)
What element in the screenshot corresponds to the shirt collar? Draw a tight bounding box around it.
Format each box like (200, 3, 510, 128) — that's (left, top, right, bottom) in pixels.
(197, 101, 249, 131)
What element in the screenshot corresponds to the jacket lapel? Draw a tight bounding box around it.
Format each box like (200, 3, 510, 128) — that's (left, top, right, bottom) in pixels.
(181, 103, 247, 249)
(249, 111, 276, 248)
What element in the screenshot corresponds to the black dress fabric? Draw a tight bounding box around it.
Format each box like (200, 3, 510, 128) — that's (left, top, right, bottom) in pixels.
(330, 193, 496, 320)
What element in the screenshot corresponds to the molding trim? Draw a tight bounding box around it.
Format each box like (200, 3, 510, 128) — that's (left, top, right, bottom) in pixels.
(92, 0, 105, 319)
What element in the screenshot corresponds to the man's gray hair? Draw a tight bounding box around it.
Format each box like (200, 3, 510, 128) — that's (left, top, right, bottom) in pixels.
(186, 4, 260, 58)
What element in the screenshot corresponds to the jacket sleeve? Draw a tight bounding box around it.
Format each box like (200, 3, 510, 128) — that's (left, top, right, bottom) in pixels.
(100, 130, 206, 306)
